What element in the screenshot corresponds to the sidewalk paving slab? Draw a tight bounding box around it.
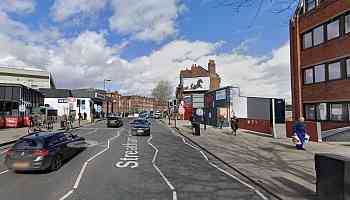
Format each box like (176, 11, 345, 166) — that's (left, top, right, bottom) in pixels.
(164, 119, 350, 200)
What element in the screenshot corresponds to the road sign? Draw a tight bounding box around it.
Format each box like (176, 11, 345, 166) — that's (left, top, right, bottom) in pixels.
(19, 105, 25, 112)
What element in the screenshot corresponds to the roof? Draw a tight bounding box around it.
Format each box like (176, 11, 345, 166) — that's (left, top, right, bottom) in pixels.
(39, 88, 72, 98)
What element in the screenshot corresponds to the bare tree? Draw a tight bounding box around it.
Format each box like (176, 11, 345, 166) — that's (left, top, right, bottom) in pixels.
(151, 80, 173, 104)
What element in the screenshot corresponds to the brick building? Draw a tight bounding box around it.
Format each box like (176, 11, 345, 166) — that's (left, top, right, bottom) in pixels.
(176, 59, 221, 99)
(290, 0, 350, 130)
(103, 93, 167, 114)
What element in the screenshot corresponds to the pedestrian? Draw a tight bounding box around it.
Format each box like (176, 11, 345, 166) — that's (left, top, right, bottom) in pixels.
(230, 115, 239, 136)
(84, 112, 87, 120)
(292, 117, 309, 150)
(219, 115, 224, 129)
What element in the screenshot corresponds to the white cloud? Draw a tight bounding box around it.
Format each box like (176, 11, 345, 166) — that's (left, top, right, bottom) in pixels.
(0, 19, 290, 100)
(109, 0, 185, 41)
(0, 0, 35, 14)
(51, 0, 108, 22)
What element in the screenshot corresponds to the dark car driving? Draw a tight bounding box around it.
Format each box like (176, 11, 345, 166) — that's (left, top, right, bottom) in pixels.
(4, 131, 85, 172)
(130, 118, 151, 136)
(107, 116, 123, 128)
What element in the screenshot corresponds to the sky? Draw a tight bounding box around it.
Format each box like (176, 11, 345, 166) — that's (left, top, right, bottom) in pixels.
(0, 0, 297, 102)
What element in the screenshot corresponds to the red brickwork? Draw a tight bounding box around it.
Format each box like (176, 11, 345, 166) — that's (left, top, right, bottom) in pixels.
(286, 121, 319, 142)
(238, 118, 272, 135)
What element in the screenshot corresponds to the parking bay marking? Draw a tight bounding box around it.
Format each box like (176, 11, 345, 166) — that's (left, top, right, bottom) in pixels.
(0, 170, 8, 175)
(59, 131, 121, 200)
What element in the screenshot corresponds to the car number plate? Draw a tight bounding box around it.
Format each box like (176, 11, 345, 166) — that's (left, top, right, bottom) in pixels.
(13, 162, 30, 168)
(137, 130, 144, 133)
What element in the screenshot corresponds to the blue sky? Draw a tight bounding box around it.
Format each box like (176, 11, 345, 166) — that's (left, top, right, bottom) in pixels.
(0, 0, 295, 100)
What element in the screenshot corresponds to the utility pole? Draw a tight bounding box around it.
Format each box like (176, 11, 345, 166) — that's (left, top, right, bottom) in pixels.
(104, 79, 111, 117)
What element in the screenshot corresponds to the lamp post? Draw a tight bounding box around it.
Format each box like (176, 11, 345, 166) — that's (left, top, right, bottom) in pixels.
(103, 79, 111, 117)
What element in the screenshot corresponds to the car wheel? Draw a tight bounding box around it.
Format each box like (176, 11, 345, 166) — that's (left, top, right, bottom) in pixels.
(50, 155, 63, 171)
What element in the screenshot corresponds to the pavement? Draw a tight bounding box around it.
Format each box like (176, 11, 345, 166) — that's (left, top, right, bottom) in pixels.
(164, 119, 350, 200)
(0, 119, 272, 200)
(0, 120, 94, 147)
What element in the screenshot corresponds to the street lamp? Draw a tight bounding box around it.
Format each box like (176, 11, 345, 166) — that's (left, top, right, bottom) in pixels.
(103, 79, 111, 117)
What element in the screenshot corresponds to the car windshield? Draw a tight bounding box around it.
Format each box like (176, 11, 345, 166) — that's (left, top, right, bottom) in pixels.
(132, 119, 147, 124)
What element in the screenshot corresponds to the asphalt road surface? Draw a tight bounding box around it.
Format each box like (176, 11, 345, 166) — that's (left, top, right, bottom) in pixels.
(0, 119, 271, 200)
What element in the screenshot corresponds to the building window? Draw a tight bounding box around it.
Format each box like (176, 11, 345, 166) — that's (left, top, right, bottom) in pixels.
(314, 64, 325, 82)
(306, 0, 316, 11)
(304, 68, 314, 84)
(316, 103, 327, 120)
(327, 20, 340, 40)
(346, 14, 350, 34)
(348, 104, 350, 121)
(82, 100, 85, 105)
(305, 104, 316, 120)
(330, 104, 344, 121)
(303, 32, 313, 49)
(328, 62, 341, 80)
(313, 25, 324, 46)
(347, 59, 350, 78)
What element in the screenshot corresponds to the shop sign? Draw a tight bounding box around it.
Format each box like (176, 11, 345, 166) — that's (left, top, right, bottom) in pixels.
(58, 99, 68, 103)
(95, 93, 105, 100)
(216, 90, 226, 100)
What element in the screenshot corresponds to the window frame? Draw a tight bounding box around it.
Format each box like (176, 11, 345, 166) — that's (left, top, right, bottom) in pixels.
(313, 25, 325, 46)
(326, 18, 340, 41)
(346, 59, 350, 79)
(327, 61, 342, 81)
(314, 64, 325, 83)
(304, 104, 316, 121)
(302, 31, 313, 49)
(305, 0, 316, 12)
(330, 103, 345, 122)
(304, 68, 314, 85)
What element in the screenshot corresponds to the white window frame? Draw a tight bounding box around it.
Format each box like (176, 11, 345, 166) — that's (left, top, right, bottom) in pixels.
(328, 62, 342, 80)
(326, 19, 340, 40)
(314, 64, 325, 83)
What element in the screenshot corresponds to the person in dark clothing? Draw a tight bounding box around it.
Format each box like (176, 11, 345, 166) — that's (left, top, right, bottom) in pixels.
(83, 112, 87, 120)
(230, 115, 239, 136)
(292, 117, 307, 150)
(219, 115, 224, 129)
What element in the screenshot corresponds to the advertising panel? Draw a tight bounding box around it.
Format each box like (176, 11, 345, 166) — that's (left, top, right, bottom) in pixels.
(183, 77, 210, 91)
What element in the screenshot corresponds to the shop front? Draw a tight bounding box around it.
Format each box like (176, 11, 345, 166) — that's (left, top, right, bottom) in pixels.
(0, 83, 44, 128)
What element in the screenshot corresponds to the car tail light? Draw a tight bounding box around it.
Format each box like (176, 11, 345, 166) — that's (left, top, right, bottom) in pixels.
(32, 149, 49, 157)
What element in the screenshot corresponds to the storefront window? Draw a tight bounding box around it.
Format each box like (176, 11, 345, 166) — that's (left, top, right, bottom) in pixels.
(316, 103, 327, 120)
(305, 104, 315, 120)
(330, 104, 344, 121)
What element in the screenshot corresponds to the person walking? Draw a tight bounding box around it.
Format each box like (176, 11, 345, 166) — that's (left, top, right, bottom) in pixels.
(230, 115, 239, 136)
(219, 115, 224, 129)
(83, 112, 87, 120)
(292, 117, 309, 150)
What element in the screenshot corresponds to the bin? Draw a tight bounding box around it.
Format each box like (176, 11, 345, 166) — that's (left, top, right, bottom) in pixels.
(315, 153, 350, 200)
(193, 122, 200, 136)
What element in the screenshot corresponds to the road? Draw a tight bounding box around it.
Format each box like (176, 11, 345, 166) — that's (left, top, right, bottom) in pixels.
(0, 119, 270, 200)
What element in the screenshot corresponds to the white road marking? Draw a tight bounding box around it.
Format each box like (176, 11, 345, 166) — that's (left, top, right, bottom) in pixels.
(81, 129, 98, 136)
(147, 135, 177, 200)
(59, 189, 74, 200)
(0, 170, 9, 175)
(180, 136, 268, 200)
(58, 130, 121, 200)
(73, 162, 88, 189)
(209, 162, 268, 200)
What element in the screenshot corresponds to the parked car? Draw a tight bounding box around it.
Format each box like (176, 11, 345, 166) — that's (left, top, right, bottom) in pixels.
(4, 131, 85, 172)
(107, 116, 123, 128)
(130, 119, 151, 136)
(154, 111, 161, 119)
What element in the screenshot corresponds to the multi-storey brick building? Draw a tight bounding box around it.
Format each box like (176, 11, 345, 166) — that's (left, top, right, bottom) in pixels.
(290, 0, 350, 130)
(103, 93, 167, 114)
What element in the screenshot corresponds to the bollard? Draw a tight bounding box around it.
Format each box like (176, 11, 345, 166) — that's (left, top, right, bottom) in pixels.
(315, 153, 350, 200)
(194, 122, 200, 136)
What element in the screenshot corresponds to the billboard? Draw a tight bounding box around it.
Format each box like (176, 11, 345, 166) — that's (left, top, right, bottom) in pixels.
(183, 77, 210, 91)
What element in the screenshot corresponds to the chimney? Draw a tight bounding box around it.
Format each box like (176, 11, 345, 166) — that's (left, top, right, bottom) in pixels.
(208, 60, 216, 74)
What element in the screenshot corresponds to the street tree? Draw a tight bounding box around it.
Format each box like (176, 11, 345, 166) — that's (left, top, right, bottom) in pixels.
(151, 80, 173, 104)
